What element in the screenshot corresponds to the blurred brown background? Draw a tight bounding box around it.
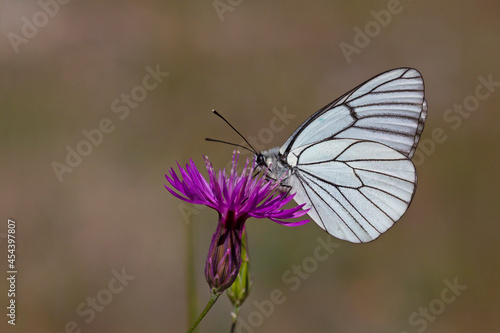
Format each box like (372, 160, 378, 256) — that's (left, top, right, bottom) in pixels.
(1, 0, 499, 332)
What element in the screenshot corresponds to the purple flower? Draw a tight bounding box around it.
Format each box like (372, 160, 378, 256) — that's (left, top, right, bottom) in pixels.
(165, 151, 309, 292)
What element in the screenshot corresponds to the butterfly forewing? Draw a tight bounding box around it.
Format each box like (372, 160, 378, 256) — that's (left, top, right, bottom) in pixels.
(280, 68, 427, 158)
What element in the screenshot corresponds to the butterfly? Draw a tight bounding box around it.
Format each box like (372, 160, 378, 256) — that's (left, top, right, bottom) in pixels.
(210, 68, 427, 243)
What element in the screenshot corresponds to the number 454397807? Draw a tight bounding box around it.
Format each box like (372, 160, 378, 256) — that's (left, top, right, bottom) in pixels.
(7, 219, 16, 270)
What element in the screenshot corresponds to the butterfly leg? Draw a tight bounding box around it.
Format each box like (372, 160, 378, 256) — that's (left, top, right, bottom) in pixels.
(278, 183, 293, 196)
(252, 170, 261, 179)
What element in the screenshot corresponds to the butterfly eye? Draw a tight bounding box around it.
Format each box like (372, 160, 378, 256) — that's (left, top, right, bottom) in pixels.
(256, 154, 266, 166)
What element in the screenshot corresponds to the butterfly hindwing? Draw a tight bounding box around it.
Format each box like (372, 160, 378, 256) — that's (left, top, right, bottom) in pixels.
(286, 139, 416, 243)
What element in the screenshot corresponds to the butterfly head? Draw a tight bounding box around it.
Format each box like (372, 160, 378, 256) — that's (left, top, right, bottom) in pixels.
(255, 152, 267, 169)
(255, 147, 290, 182)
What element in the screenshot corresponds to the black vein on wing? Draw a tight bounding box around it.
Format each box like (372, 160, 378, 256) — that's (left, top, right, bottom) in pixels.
(358, 189, 397, 224)
(363, 185, 410, 204)
(298, 171, 366, 242)
(350, 125, 415, 137)
(336, 187, 382, 235)
(350, 165, 416, 185)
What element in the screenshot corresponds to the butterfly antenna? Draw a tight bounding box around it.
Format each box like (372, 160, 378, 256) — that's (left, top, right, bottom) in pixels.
(205, 138, 256, 154)
(209, 109, 258, 154)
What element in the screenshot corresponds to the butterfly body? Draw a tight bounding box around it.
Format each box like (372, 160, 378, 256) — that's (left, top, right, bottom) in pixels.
(256, 68, 427, 243)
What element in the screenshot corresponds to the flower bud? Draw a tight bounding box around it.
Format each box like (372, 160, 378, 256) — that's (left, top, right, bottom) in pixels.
(204, 211, 244, 292)
(227, 228, 252, 307)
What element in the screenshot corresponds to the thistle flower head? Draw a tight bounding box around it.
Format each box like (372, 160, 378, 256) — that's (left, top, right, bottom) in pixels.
(165, 151, 309, 292)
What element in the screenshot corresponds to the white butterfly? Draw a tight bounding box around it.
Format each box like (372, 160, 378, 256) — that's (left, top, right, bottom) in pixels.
(255, 68, 427, 243)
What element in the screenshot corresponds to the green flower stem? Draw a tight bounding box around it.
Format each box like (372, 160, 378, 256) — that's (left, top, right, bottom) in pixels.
(230, 305, 241, 333)
(186, 290, 222, 333)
